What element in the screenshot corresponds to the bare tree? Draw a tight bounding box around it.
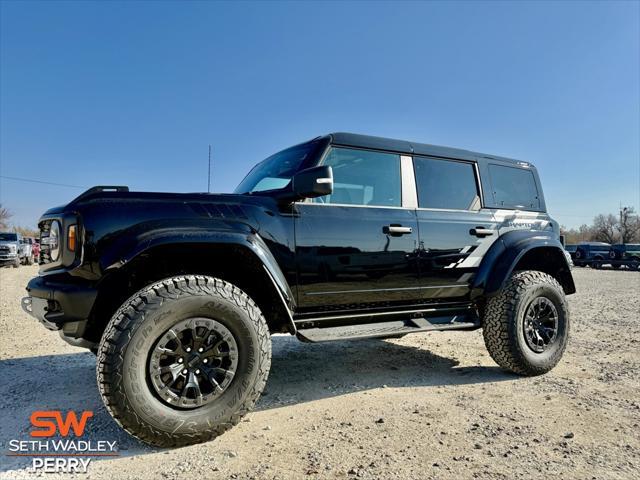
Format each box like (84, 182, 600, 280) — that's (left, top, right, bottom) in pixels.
(557, 208, 639, 244)
(560, 225, 593, 244)
(592, 214, 618, 243)
(620, 207, 640, 243)
(13, 226, 39, 237)
(578, 224, 595, 242)
(0, 204, 12, 229)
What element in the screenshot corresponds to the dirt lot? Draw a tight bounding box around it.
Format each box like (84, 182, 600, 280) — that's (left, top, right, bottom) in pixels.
(1, 265, 638, 479)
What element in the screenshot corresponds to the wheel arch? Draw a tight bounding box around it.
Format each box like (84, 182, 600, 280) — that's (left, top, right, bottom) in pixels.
(471, 230, 576, 301)
(85, 232, 295, 343)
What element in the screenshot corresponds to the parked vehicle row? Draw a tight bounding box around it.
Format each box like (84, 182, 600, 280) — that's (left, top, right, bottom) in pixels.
(0, 232, 39, 267)
(565, 242, 640, 270)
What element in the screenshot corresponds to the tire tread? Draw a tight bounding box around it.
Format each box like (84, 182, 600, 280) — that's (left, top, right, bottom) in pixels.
(96, 275, 271, 448)
(482, 270, 568, 376)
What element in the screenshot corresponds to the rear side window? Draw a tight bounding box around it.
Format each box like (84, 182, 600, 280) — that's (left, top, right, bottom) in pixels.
(413, 157, 479, 210)
(488, 164, 540, 210)
(315, 147, 401, 207)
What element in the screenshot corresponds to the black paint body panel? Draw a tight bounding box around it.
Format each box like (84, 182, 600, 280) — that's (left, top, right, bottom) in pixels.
(24, 132, 573, 334)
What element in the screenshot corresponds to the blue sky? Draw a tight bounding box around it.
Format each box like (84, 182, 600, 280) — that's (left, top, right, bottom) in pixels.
(1, 0, 638, 228)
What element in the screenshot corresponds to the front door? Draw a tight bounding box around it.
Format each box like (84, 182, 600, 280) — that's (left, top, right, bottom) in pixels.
(294, 147, 420, 312)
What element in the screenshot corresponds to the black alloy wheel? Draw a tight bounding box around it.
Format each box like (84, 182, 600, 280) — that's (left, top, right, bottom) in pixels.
(523, 297, 558, 353)
(149, 317, 239, 409)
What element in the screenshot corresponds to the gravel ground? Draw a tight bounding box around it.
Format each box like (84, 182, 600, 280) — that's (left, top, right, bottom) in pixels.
(1, 265, 639, 479)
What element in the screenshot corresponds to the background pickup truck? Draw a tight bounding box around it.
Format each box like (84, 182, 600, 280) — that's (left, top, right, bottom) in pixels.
(0, 232, 24, 268)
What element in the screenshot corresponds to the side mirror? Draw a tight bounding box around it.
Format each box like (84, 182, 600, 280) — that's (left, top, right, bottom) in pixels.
(292, 165, 333, 200)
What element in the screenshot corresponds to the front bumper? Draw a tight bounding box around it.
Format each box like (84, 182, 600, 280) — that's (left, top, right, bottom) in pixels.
(0, 253, 18, 265)
(21, 275, 98, 334)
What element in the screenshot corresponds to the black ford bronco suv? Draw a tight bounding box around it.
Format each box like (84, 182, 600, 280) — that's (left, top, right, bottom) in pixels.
(573, 242, 612, 268)
(23, 133, 575, 447)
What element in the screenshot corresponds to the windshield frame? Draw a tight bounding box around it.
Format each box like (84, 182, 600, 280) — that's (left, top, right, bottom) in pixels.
(234, 138, 328, 195)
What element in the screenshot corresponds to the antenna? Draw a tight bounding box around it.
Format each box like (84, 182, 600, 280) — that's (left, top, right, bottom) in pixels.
(208, 144, 212, 193)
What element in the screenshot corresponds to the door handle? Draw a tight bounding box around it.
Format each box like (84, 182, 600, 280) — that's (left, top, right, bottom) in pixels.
(470, 226, 494, 238)
(383, 225, 412, 236)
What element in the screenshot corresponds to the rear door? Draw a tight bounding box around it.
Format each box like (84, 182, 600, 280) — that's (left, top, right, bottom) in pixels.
(294, 147, 421, 312)
(413, 156, 500, 300)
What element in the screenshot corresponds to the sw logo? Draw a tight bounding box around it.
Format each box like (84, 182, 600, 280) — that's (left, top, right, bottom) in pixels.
(6, 410, 117, 474)
(30, 410, 94, 437)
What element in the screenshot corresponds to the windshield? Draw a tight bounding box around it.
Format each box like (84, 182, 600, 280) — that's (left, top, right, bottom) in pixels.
(0, 233, 18, 241)
(234, 142, 318, 194)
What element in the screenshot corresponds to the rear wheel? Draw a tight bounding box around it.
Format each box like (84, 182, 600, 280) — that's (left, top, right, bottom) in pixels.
(97, 275, 271, 447)
(482, 270, 569, 376)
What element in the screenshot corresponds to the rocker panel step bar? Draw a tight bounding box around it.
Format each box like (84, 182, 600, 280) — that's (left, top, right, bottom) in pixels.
(296, 315, 480, 343)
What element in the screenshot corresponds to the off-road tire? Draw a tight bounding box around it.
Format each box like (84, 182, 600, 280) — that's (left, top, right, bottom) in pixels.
(482, 270, 569, 376)
(96, 275, 271, 448)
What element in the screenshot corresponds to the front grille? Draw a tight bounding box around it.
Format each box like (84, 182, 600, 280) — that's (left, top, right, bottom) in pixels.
(39, 220, 53, 264)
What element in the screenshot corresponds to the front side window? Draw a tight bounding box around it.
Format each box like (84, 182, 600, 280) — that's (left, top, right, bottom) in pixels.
(413, 157, 479, 210)
(235, 142, 318, 194)
(314, 147, 401, 207)
(488, 164, 540, 210)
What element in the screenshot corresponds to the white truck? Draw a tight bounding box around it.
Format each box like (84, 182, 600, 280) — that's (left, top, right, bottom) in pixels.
(0, 232, 34, 267)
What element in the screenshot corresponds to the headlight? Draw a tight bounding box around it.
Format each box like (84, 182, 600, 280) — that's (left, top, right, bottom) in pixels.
(9, 245, 16, 253)
(49, 220, 61, 261)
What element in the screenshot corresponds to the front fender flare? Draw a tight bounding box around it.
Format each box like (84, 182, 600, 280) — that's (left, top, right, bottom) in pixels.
(102, 224, 296, 323)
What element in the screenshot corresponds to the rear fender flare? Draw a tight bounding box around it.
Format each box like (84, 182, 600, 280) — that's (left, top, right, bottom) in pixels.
(471, 230, 575, 300)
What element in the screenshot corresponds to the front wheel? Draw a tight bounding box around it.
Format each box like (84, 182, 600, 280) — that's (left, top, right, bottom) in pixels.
(482, 271, 569, 376)
(97, 275, 271, 447)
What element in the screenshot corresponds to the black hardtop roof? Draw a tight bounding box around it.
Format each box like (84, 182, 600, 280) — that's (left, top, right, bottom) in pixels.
(322, 132, 528, 166)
